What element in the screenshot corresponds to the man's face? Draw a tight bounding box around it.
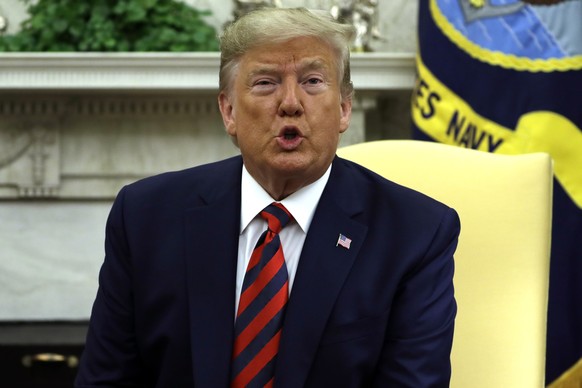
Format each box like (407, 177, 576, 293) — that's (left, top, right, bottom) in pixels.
(219, 36, 352, 198)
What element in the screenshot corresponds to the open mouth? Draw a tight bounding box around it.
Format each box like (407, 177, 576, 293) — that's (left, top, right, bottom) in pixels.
(279, 126, 302, 140)
(277, 126, 303, 149)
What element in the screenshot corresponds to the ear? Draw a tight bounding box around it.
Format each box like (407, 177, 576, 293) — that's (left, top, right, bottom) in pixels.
(339, 97, 352, 134)
(218, 92, 236, 136)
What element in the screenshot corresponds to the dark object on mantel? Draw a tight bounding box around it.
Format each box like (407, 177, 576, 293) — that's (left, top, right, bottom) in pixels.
(0, 321, 87, 388)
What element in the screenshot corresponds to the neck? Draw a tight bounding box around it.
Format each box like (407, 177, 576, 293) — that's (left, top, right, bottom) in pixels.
(247, 168, 324, 201)
(260, 177, 311, 201)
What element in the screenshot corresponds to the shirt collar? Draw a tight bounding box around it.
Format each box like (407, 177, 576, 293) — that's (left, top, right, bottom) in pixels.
(240, 164, 332, 234)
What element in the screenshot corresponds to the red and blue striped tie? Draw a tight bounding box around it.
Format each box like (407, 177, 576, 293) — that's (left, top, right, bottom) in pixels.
(231, 202, 293, 388)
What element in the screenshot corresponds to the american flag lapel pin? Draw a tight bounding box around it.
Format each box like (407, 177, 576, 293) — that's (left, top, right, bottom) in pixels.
(336, 233, 352, 249)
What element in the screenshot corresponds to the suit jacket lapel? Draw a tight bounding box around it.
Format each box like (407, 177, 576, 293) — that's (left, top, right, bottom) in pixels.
(184, 157, 242, 387)
(276, 158, 369, 388)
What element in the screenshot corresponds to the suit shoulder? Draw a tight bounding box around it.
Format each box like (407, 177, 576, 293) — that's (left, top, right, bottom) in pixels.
(120, 156, 242, 202)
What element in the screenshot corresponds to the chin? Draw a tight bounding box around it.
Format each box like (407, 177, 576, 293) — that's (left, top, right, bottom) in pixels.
(274, 152, 310, 166)
(273, 155, 327, 178)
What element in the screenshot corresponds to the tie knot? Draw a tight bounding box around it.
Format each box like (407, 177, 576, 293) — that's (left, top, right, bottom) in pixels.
(260, 202, 292, 234)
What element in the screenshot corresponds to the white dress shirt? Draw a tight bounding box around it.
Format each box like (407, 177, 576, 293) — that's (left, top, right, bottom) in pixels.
(235, 164, 331, 315)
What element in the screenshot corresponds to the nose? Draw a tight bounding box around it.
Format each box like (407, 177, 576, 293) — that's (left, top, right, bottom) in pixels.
(278, 80, 304, 117)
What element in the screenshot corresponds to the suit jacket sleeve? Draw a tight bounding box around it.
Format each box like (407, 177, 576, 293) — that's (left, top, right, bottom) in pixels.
(75, 186, 145, 387)
(373, 206, 460, 387)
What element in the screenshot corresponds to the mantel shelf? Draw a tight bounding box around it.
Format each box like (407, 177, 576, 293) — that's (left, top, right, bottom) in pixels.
(0, 52, 415, 92)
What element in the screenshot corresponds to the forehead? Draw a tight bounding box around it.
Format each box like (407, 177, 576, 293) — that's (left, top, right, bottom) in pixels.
(238, 36, 338, 75)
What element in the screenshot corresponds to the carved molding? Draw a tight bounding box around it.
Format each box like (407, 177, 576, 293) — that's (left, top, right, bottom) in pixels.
(70, 98, 220, 117)
(0, 100, 64, 117)
(0, 96, 219, 117)
(0, 122, 60, 198)
(0, 52, 415, 92)
(0, 94, 231, 199)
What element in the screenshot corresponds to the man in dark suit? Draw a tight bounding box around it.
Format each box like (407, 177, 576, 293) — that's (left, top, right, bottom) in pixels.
(76, 7, 460, 388)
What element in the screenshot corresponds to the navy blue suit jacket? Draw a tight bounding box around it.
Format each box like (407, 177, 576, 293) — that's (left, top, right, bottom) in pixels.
(76, 155, 460, 387)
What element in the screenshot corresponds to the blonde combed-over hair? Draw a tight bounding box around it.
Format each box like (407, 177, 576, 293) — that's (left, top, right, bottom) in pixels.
(219, 7, 356, 100)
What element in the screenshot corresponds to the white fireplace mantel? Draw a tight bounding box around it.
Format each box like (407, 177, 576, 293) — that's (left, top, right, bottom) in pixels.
(0, 52, 415, 91)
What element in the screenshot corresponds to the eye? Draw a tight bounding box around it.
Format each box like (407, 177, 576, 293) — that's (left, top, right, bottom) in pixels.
(254, 79, 274, 86)
(250, 78, 277, 94)
(251, 78, 279, 93)
(304, 77, 323, 85)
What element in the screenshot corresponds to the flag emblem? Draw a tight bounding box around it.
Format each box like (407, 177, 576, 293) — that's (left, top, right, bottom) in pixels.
(336, 234, 352, 249)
